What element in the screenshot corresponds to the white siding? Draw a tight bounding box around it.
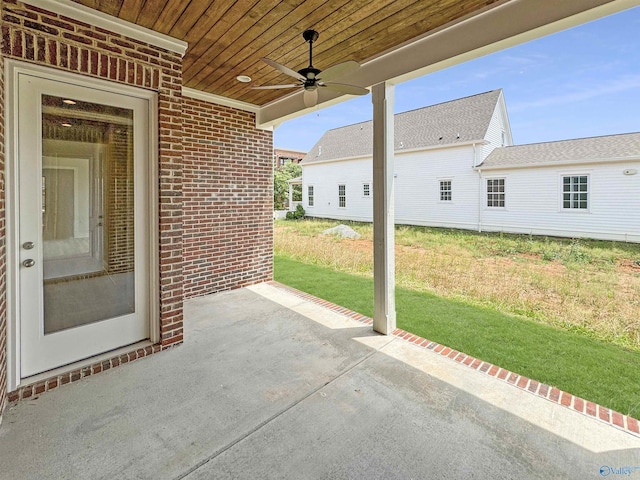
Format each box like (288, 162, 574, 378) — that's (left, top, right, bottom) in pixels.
(480, 161, 640, 242)
(480, 96, 512, 162)
(303, 158, 373, 221)
(394, 146, 481, 230)
(303, 145, 482, 230)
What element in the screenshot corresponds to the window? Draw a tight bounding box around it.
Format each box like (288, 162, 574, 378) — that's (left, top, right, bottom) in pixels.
(439, 180, 452, 201)
(487, 178, 505, 207)
(363, 183, 370, 197)
(338, 184, 346, 208)
(562, 175, 588, 209)
(308, 185, 314, 207)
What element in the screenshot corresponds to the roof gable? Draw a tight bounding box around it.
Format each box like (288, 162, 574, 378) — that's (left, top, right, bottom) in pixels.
(303, 90, 503, 164)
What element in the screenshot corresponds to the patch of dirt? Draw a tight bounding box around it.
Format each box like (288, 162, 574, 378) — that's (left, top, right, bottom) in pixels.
(619, 259, 640, 274)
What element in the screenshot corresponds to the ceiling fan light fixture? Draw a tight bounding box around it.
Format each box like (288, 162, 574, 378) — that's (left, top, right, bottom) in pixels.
(252, 29, 368, 107)
(236, 75, 252, 83)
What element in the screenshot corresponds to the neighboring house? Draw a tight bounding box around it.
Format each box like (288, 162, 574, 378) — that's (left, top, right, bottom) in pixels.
(301, 91, 640, 243)
(302, 90, 513, 230)
(478, 133, 640, 242)
(274, 148, 306, 170)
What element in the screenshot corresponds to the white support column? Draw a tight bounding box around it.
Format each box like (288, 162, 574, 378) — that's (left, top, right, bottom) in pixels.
(288, 183, 293, 210)
(372, 82, 396, 335)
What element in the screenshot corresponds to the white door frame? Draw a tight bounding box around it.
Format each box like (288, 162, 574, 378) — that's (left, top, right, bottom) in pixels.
(5, 60, 160, 391)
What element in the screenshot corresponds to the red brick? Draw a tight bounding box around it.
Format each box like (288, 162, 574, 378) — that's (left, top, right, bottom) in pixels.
(517, 376, 529, 389)
(628, 417, 639, 434)
(598, 406, 610, 422)
(560, 392, 572, 407)
(573, 396, 584, 413)
(612, 412, 624, 428)
(538, 383, 549, 398)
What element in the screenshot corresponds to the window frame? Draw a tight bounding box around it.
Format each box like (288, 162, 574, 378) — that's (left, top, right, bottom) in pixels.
(307, 184, 314, 208)
(362, 182, 371, 198)
(486, 177, 506, 209)
(439, 179, 452, 202)
(338, 184, 346, 208)
(560, 174, 590, 212)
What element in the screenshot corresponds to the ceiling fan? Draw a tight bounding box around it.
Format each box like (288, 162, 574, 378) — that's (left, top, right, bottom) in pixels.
(252, 29, 369, 107)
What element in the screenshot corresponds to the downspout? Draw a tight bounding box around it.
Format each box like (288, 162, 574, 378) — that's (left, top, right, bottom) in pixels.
(473, 143, 483, 233)
(477, 168, 483, 232)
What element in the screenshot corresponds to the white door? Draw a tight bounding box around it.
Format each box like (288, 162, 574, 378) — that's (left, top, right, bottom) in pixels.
(17, 72, 150, 377)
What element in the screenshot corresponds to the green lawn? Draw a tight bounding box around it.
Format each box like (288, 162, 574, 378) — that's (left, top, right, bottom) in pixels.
(275, 254, 640, 418)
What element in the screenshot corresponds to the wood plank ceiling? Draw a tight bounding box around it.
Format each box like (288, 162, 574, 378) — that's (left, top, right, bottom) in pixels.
(72, 0, 504, 106)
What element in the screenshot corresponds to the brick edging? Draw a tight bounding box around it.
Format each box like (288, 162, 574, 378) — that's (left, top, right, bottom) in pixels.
(268, 281, 640, 438)
(7, 342, 178, 404)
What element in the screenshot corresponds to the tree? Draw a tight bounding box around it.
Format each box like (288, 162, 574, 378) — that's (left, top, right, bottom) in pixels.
(274, 162, 302, 210)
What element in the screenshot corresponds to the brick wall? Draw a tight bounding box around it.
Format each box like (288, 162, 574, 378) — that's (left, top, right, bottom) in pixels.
(0, 0, 274, 410)
(105, 124, 135, 275)
(1, 0, 184, 403)
(182, 97, 273, 298)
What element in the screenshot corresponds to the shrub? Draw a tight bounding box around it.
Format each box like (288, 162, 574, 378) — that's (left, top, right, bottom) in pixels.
(286, 204, 306, 220)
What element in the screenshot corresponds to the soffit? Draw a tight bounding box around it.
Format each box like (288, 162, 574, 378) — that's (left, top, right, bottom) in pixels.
(67, 0, 636, 126)
(69, 0, 503, 106)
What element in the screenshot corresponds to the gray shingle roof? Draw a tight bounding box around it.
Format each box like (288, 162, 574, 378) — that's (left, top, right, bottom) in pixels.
(302, 90, 502, 164)
(480, 132, 640, 169)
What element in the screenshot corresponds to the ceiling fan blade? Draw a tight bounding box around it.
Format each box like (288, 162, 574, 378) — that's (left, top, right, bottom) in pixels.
(303, 89, 318, 108)
(322, 83, 369, 96)
(251, 84, 300, 90)
(318, 60, 360, 83)
(261, 57, 304, 81)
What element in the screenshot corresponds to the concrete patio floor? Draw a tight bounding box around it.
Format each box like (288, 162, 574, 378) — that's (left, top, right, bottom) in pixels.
(1, 282, 639, 479)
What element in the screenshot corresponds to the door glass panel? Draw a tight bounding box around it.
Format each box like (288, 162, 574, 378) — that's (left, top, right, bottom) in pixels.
(41, 94, 135, 334)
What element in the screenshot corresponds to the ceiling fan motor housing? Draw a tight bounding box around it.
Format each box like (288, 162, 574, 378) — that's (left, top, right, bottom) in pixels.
(302, 29, 319, 43)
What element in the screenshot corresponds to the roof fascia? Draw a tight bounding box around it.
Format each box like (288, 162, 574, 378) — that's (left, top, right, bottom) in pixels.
(256, 0, 636, 128)
(497, 91, 515, 145)
(477, 155, 640, 171)
(23, 0, 188, 56)
(303, 140, 485, 166)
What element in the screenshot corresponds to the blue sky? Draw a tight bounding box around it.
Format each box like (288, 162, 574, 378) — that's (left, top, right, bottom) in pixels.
(274, 6, 640, 152)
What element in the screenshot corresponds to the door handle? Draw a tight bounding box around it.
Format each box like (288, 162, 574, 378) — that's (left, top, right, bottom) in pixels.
(23, 259, 36, 268)
(23, 241, 35, 250)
